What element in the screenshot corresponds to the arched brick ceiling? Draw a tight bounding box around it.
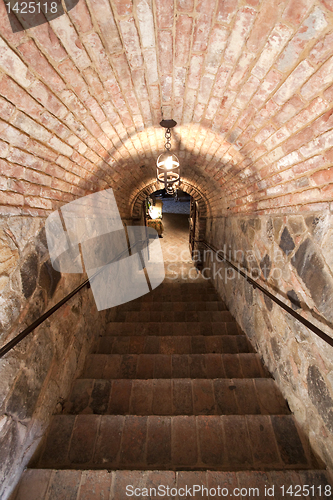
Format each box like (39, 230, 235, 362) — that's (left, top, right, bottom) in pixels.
(1, 0, 333, 218)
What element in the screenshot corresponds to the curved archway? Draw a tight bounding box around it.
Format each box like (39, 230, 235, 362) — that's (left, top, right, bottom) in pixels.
(131, 179, 210, 220)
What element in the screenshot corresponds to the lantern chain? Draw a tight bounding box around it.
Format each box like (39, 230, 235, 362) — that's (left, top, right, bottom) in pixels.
(165, 128, 171, 151)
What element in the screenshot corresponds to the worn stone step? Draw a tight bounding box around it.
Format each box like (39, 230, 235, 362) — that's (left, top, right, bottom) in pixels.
(133, 291, 221, 302)
(64, 378, 290, 417)
(82, 353, 268, 379)
(96, 334, 253, 355)
(111, 310, 235, 323)
(115, 300, 228, 312)
(13, 468, 333, 500)
(35, 414, 320, 471)
(104, 321, 242, 337)
(149, 282, 216, 292)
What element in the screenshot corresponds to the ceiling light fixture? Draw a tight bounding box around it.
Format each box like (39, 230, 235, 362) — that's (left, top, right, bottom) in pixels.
(157, 119, 180, 195)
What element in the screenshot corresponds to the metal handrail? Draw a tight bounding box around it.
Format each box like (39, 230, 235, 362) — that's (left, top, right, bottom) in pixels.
(0, 239, 147, 359)
(198, 239, 333, 348)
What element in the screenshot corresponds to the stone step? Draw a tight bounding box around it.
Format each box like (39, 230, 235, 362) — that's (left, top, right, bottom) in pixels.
(115, 300, 228, 312)
(64, 378, 290, 416)
(14, 468, 333, 500)
(35, 414, 319, 471)
(82, 353, 269, 379)
(111, 310, 235, 323)
(104, 321, 242, 336)
(96, 334, 253, 355)
(148, 282, 216, 292)
(146, 287, 221, 295)
(133, 291, 221, 302)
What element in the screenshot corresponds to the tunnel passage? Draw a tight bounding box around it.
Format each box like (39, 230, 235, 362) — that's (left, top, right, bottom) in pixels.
(1, 0, 333, 497)
(12, 203, 332, 498)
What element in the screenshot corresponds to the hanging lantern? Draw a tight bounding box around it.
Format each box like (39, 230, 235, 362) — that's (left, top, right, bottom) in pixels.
(157, 119, 180, 193)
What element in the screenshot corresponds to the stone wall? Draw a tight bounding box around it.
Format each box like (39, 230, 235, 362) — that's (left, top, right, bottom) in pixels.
(204, 210, 333, 470)
(0, 215, 107, 499)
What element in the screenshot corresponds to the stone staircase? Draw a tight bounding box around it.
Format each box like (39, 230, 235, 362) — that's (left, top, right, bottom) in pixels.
(12, 265, 332, 499)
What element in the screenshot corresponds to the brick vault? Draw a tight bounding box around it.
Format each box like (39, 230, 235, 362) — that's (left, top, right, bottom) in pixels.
(1, 0, 333, 497)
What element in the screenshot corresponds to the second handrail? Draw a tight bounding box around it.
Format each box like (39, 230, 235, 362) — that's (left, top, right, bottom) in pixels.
(198, 239, 333, 348)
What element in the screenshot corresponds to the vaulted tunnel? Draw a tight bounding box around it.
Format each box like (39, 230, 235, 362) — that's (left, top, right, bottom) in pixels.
(1, 0, 333, 497)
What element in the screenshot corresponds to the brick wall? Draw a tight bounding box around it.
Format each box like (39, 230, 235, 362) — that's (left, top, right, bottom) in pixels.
(204, 211, 333, 470)
(0, 216, 108, 499)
